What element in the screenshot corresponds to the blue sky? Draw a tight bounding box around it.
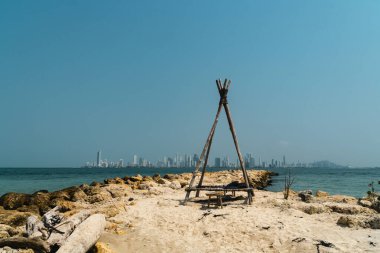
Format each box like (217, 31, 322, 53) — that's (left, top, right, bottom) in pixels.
(1, 1, 380, 167)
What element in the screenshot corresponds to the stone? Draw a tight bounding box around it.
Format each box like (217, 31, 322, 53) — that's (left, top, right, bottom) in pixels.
(17, 205, 40, 215)
(157, 178, 168, 185)
(169, 181, 181, 190)
(358, 199, 372, 208)
(114, 177, 125, 184)
(152, 174, 161, 181)
(87, 191, 112, 204)
(142, 176, 153, 181)
(71, 189, 88, 202)
(179, 181, 188, 188)
(0, 193, 31, 210)
(106, 185, 129, 198)
(326, 203, 372, 215)
(0, 211, 33, 227)
(337, 216, 360, 228)
(315, 190, 329, 197)
(163, 174, 179, 181)
(129, 175, 143, 182)
(93, 242, 113, 253)
(138, 184, 149, 190)
(303, 205, 326, 215)
(371, 200, 380, 213)
(0, 225, 18, 238)
(90, 181, 101, 187)
(29, 192, 51, 214)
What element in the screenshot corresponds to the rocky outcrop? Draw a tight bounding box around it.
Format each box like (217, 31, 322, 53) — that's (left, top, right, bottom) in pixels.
(337, 215, 380, 229)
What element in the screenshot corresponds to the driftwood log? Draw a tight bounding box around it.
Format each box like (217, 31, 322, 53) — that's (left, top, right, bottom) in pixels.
(0, 237, 50, 253)
(47, 210, 90, 248)
(56, 214, 106, 253)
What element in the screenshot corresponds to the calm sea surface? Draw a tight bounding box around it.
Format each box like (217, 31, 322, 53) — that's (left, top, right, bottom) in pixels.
(0, 167, 379, 198)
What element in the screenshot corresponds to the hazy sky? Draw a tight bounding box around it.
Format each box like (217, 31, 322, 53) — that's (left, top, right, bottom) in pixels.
(1, 1, 380, 167)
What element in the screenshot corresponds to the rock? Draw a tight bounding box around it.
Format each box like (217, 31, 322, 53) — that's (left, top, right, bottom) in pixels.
(337, 215, 380, 229)
(138, 183, 149, 190)
(17, 205, 40, 215)
(87, 191, 112, 204)
(157, 178, 168, 185)
(0, 211, 33, 227)
(163, 174, 179, 181)
(92, 242, 113, 253)
(56, 214, 106, 253)
(104, 178, 117, 184)
(0, 193, 31, 210)
(316, 190, 329, 197)
(0, 225, 19, 238)
(298, 190, 312, 196)
(358, 199, 372, 208)
(337, 216, 361, 228)
(169, 181, 181, 190)
(106, 185, 129, 198)
(90, 182, 101, 187)
(71, 189, 88, 202)
(303, 205, 327, 215)
(29, 192, 51, 214)
(372, 200, 380, 212)
(129, 175, 143, 182)
(326, 203, 372, 215)
(152, 174, 161, 181)
(49, 199, 75, 212)
(142, 176, 153, 181)
(179, 181, 188, 188)
(299, 194, 314, 203)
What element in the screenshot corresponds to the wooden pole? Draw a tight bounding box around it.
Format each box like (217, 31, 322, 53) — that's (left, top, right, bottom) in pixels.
(195, 106, 219, 197)
(184, 101, 223, 203)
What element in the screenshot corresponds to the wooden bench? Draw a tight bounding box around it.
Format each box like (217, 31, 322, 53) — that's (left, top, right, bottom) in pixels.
(206, 192, 224, 208)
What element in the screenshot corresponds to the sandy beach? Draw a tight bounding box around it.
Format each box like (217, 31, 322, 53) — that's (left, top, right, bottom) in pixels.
(1, 170, 380, 253)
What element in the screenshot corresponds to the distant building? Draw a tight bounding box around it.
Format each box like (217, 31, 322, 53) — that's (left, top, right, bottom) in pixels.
(133, 155, 138, 166)
(214, 157, 221, 167)
(97, 150, 101, 167)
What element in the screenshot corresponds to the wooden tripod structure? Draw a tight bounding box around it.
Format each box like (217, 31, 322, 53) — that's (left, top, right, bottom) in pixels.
(184, 79, 254, 205)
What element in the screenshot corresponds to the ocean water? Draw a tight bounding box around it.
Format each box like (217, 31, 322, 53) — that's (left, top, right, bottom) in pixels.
(0, 167, 379, 198)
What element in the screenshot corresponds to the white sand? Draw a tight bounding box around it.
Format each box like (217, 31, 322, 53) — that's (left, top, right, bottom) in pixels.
(99, 188, 380, 253)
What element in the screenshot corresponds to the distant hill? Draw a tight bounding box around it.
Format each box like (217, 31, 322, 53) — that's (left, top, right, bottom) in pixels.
(309, 160, 347, 168)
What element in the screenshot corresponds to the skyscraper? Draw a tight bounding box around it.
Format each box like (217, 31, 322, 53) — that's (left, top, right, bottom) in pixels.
(133, 155, 138, 166)
(214, 157, 221, 168)
(283, 155, 286, 167)
(97, 150, 101, 167)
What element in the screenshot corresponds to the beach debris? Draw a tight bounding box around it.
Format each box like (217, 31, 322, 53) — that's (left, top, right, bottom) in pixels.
(369, 241, 376, 246)
(197, 211, 212, 221)
(314, 239, 335, 253)
(56, 214, 106, 253)
(292, 237, 306, 243)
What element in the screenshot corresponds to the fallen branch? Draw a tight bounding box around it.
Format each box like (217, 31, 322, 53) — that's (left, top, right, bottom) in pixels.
(0, 237, 50, 253)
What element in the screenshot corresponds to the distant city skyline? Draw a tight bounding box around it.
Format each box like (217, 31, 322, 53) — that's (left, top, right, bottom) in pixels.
(83, 150, 349, 169)
(1, 1, 380, 167)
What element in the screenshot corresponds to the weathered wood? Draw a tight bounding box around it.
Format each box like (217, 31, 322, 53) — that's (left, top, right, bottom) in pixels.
(47, 210, 91, 248)
(26, 215, 48, 239)
(0, 237, 50, 253)
(184, 101, 223, 203)
(56, 214, 106, 253)
(184, 79, 254, 205)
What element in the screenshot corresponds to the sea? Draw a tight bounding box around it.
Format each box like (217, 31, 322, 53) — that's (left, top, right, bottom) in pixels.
(0, 167, 379, 198)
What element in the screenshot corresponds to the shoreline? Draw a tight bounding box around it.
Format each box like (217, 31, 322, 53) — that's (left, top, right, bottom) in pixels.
(1, 170, 380, 252)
